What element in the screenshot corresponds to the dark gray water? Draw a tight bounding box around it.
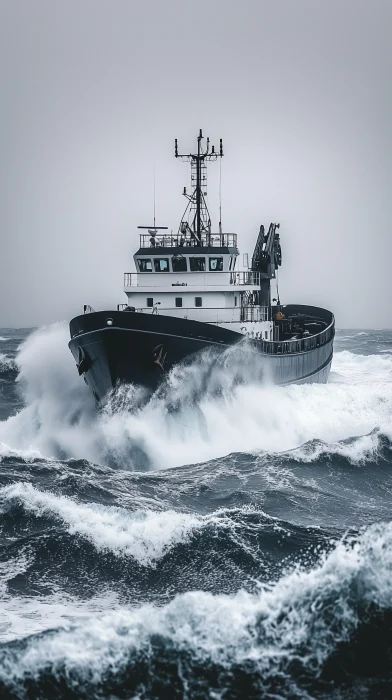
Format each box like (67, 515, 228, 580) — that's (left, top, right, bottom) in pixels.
(0, 326, 391, 698)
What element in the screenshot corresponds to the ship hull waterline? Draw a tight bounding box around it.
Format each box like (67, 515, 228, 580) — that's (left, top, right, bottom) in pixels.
(69, 307, 334, 403)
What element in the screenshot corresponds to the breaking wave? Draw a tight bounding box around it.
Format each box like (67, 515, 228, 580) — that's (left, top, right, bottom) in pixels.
(0, 482, 203, 566)
(0, 324, 390, 470)
(1, 520, 392, 698)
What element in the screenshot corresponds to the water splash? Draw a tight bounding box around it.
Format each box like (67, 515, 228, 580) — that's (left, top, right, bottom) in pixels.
(0, 324, 390, 470)
(0, 353, 17, 373)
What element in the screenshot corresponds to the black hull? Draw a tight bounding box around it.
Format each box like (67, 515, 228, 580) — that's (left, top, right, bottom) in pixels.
(69, 307, 335, 402)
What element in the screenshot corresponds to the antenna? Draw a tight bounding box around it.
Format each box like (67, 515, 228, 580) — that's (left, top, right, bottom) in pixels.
(153, 163, 156, 228)
(219, 157, 222, 234)
(174, 130, 224, 241)
(137, 163, 168, 231)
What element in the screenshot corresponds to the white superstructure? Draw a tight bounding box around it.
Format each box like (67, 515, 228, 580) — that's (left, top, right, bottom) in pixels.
(123, 231, 274, 340)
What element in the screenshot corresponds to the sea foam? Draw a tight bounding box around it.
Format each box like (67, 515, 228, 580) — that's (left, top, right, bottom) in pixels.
(0, 482, 201, 566)
(1, 519, 392, 688)
(0, 353, 17, 372)
(0, 324, 390, 470)
(0, 483, 274, 566)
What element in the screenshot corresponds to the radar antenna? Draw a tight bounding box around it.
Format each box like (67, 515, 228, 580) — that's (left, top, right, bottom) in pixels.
(174, 129, 224, 243)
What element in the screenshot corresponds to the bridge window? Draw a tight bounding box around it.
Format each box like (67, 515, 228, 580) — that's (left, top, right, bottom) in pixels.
(172, 256, 187, 272)
(154, 258, 169, 272)
(209, 257, 223, 271)
(137, 259, 153, 272)
(175, 297, 183, 307)
(146, 297, 153, 307)
(195, 297, 202, 307)
(190, 257, 206, 272)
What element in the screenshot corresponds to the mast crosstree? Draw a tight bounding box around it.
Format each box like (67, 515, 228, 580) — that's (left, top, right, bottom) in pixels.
(175, 129, 223, 243)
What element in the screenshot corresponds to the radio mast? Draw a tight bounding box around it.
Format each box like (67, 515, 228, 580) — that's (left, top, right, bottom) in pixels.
(175, 129, 224, 242)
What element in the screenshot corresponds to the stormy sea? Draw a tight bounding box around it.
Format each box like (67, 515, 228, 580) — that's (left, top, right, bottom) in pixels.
(0, 326, 391, 699)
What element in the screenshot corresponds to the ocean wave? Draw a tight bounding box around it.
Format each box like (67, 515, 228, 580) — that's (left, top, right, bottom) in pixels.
(0, 443, 43, 463)
(0, 324, 391, 471)
(1, 520, 392, 697)
(0, 483, 203, 566)
(0, 550, 33, 598)
(2, 485, 334, 612)
(0, 353, 17, 374)
(331, 349, 392, 381)
(288, 429, 392, 465)
(1, 327, 392, 697)
(0, 593, 121, 644)
(0, 484, 318, 571)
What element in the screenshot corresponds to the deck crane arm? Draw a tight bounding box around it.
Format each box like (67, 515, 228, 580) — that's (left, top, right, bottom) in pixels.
(251, 223, 281, 277)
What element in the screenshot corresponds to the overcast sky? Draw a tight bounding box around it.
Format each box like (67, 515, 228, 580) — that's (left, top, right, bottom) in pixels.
(0, 0, 391, 328)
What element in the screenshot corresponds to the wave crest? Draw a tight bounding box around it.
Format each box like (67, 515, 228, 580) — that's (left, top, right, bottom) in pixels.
(1, 520, 392, 696)
(0, 483, 202, 566)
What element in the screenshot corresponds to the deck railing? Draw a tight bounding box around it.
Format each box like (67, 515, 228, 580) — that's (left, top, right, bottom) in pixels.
(116, 305, 269, 324)
(241, 306, 270, 322)
(139, 232, 237, 249)
(255, 319, 335, 354)
(124, 271, 261, 287)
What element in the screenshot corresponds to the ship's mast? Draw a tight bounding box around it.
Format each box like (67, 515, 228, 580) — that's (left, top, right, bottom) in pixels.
(175, 129, 224, 242)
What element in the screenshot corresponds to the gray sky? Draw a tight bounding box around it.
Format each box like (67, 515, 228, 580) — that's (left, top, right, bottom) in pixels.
(0, 0, 391, 328)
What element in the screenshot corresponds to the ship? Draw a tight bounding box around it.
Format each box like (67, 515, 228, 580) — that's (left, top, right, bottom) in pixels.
(69, 130, 335, 402)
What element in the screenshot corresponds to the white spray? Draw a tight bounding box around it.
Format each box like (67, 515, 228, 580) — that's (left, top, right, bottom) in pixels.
(0, 324, 390, 470)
